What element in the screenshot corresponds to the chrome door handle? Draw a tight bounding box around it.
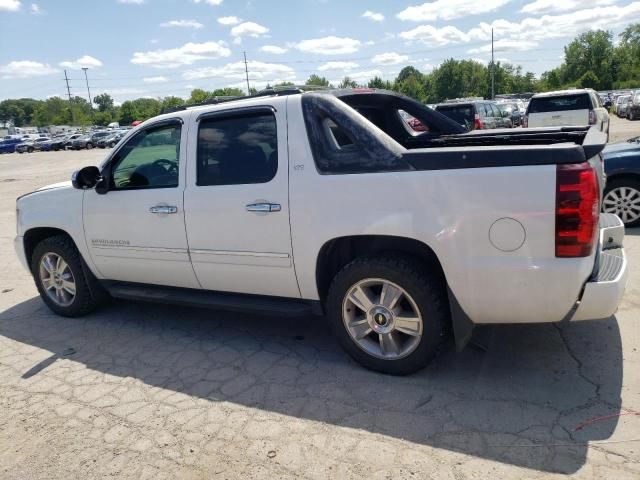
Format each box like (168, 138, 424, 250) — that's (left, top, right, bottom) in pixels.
(246, 202, 281, 213)
(149, 205, 178, 214)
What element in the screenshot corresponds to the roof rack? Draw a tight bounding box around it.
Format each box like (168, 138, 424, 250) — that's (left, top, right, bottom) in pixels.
(160, 86, 328, 114)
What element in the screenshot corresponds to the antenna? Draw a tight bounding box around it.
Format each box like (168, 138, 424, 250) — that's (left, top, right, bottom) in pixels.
(243, 51, 251, 95)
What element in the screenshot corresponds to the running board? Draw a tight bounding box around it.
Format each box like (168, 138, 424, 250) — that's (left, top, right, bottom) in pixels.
(104, 282, 320, 317)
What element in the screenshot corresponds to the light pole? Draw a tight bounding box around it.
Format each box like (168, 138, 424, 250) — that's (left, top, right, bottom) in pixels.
(82, 67, 93, 108)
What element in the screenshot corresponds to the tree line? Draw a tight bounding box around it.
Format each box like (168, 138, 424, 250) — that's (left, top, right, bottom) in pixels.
(1, 24, 639, 128)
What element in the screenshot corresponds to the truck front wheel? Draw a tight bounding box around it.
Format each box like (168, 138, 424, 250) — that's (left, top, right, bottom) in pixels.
(31, 235, 103, 317)
(326, 254, 447, 375)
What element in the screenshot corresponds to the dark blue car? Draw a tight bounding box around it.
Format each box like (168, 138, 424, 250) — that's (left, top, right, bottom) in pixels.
(0, 137, 22, 154)
(602, 136, 640, 227)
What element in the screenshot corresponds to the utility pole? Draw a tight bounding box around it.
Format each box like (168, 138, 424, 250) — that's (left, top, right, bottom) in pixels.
(491, 28, 495, 100)
(82, 67, 92, 107)
(243, 51, 251, 95)
(64, 69, 76, 124)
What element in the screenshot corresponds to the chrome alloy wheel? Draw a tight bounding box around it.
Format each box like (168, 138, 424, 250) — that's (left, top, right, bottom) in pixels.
(342, 278, 423, 360)
(603, 186, 640, 225)
(39, 252, 76, 307)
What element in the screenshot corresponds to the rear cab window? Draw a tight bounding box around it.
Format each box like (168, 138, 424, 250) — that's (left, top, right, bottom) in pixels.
(528, 94, 592, 113)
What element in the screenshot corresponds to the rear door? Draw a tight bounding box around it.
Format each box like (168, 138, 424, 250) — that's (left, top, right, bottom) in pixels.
(528, 94, 590, 127)
(183, 101, 300, 298)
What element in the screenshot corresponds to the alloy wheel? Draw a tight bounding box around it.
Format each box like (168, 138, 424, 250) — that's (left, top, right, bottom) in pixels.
(603, 186, 640, 224)
(39, 252, 76, 307)
(342, 278, 423, 360)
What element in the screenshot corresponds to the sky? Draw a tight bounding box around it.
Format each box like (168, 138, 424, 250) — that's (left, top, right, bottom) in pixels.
(1, 0, 640, 104)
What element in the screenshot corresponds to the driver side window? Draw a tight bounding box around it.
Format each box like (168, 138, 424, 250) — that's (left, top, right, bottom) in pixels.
(110, 123, 181, 190)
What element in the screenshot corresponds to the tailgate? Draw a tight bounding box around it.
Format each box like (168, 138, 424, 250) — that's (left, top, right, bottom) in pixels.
(529, 110, 589, 127)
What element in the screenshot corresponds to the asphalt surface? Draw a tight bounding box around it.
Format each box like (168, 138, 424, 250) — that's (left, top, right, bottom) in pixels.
(0, 118, 639, 479)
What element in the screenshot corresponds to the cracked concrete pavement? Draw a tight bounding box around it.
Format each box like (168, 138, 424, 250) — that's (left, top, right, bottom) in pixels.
(1, 119, 639, 479)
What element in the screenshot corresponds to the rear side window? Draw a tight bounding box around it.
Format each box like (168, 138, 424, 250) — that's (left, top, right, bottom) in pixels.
(528, 94, 591, 113)
(436, 104, 474, 126)
(197, 111, 277, 186)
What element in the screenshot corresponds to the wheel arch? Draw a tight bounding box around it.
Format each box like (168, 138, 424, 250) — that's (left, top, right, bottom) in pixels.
(315, 235, 446, 303)
(23, 227, 74, 271)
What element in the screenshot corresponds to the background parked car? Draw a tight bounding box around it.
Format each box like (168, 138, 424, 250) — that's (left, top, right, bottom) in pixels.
(69, 135, 94, 150)
(524, 88, 609, 136)
(626, 91, 640, 120)
(32, 137, 53, 152)
(15, 139, 37, 153)
(96, 131, 126, 148)
(0, 137, 22, 154)
(497, 102, 522, 126)
(435, 100, 512, 130)
(602, 136, 640, 226)
(614, 95, 630, 117)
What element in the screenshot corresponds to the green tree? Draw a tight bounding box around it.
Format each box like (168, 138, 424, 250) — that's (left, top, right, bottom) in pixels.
(188, 88, 212, 104)
(160, 96, 185, 112)
(118, 100, 139, 125)
(305, 74, 330, 87)
(396, 66, 422, 84)
(93, 93, 114, 112)
(93, 111, 113, 126)
(338, 76, 358, 88)
(367, 76, 393, 89)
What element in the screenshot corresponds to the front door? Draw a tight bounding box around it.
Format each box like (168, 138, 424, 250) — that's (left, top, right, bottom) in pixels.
(83, 119, 200, 289)
(183, 104, 300, 298)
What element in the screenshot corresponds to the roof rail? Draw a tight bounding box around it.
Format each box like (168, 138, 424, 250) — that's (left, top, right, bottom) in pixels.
(160, 86, 318, 114)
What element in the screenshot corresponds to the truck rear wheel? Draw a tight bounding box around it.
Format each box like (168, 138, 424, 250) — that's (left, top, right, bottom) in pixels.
(31, 235, 103, 317)
(326, 254, 447, 375)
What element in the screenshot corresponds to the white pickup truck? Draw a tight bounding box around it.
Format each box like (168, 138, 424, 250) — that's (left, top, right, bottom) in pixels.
(14, 88, 628, 374)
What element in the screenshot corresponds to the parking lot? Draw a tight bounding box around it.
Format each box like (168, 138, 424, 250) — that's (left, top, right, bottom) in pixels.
(0, 118, 639, 479)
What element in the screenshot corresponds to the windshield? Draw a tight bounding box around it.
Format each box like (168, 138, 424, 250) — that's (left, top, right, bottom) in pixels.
(528, 94, 591, 113)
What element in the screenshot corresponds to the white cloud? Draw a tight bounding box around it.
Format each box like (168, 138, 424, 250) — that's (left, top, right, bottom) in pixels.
(397, 0, 511, 22)
(474, 3, 640, 43)
(117, 0, 145, 4)
(318, 61, 359, 71)
(143, 76, 169, 83)
(372, 52, 409, 66)
(230, 21, 269, 38)
(347, 69, 383, 82)
(400, 25, 469, 46)
(521, 0, 614, 14)
(260, 45, 288, 54)
(468, 39, 538, 54)
(217, 15, 240, 25)
(29, 3, 43, 14)
(160, 19, 203, 29)
(362, 10, 384, 22)
(296, 36, 362, 55)
(0, 60, 58, 79)
(183, 61, 295, 83)
(0, 0, 20, 11)
(131, 41, 231, 68)
(193, 0, 222, 5)
(59, 55, 103, 69)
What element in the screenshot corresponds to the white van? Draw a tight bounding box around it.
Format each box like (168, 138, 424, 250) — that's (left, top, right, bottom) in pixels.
(524, 89, 609, 137)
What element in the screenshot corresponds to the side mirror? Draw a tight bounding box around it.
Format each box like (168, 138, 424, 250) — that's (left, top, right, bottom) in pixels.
(72, 166, 102, 190)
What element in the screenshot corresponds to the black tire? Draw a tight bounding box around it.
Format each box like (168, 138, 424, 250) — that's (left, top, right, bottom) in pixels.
(326, 253, 448, 375)
(603, 178, 640, 228)
(27, 147, 34, 153)
(86, 142, 93, 149)
(31, 235, 105, 317)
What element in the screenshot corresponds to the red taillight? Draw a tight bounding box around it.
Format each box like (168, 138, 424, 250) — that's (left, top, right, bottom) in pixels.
(474, 113, 483, 130)
(522, 115, 528, 128)
(555, 163, 599, 257)
(588, 109, 597, 125)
